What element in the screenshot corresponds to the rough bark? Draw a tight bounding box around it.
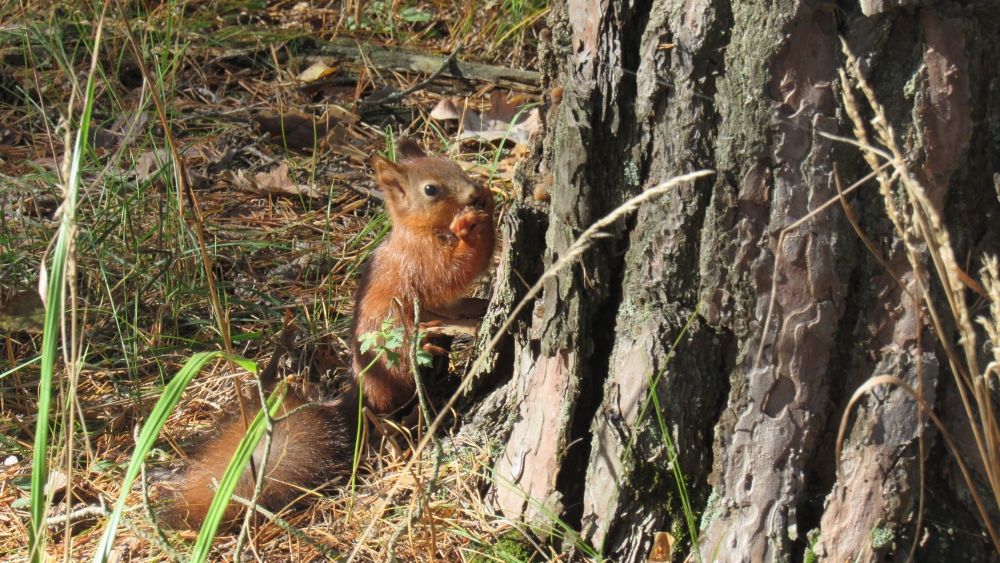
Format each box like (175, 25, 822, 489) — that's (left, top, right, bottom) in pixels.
(465, 1, 1000, 562)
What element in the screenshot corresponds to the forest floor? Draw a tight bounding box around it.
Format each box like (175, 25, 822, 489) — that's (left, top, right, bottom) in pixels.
(0, 1, 553, 561)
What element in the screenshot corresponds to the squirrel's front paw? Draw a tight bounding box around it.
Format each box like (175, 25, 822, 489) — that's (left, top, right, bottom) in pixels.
(450, 207, 490, 242)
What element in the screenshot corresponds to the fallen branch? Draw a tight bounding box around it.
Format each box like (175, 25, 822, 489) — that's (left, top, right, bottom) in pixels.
(359, 44, 464, 107)
(296, 39, 540, 91)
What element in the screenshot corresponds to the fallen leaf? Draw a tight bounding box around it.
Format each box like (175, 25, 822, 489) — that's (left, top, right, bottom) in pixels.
(0, 290, 46, 333)
(510, 143, 530, 158)
(482, 90, 529, 123)
(224, 164, 324, 198)
(297, 60, 337, 82)
(132, 149, 170, 184)
(109, 112, 151, 145)
(430, 91, 539, 145)
(647, 532, 675, 562)
(252, 111, 330, 151)
(45, 470, 67, 495)
(326, 104, 360, 124)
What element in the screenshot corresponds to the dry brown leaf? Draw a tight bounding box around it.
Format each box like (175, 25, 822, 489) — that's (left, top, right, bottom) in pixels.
(647, 531, 675, 562)
(252, 109, 357, 152)
(109, 112, 151, 145)
(297, 60, 337, 82)
(44, 470, 67, 495)
(430, 91, 539, 144)
(224, 164, 324, 198)
(132, 149, 170, 183)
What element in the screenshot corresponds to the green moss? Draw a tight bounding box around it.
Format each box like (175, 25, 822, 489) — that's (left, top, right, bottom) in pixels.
(871, 526, 894, 549)
(469, 529, 535, 563)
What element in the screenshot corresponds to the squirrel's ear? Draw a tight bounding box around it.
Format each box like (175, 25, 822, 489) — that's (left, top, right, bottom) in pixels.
(394, 137, 427, 161)
(371, 154, 406, 198)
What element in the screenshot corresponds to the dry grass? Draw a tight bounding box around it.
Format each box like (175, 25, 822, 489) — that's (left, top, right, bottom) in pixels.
(830, 38, 1000, 557)
(0, 0, 548, 561)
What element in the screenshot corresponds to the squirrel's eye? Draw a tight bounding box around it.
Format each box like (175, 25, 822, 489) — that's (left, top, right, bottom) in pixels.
(423, 184, 439, 197)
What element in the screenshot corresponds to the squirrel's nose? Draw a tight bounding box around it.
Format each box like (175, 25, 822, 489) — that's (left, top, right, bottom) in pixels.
(468, 184, 483, 203)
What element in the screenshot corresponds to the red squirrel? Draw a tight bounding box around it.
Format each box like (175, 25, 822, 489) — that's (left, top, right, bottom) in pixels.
(159, 138, 496, 527)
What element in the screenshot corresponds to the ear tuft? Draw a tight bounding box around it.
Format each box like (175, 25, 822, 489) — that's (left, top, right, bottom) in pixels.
(394, 137, 427, 161)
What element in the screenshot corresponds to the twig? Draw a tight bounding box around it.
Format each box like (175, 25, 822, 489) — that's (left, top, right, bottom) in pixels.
(138, 447, 185, 563)
(235, 319, 297, 561)
(229, 494, 344, 561)
(45, 505, 106, 528)
(386, 298, 445, 562)
(359, 44, 464, 108)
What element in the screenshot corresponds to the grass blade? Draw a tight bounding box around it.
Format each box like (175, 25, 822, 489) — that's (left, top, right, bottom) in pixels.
(190, 382, 288, 563)
(28, 11, 106, 562)
(90, 351, 257, 563)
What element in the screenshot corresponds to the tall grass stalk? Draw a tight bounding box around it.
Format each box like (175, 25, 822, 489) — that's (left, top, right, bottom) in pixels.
(28, 6, 108, 562)
(833, 38, 1000, 554)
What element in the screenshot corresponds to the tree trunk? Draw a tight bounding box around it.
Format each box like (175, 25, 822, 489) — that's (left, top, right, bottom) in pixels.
(466, 1, 1000, 562)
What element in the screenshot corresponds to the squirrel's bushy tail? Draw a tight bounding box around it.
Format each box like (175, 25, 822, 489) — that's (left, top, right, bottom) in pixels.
(157, 386, 359, 528)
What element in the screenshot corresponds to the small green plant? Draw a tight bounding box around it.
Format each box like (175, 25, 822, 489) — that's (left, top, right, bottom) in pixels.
(358, 318, 434, 370)
(349, 317, 433, 513)
(346, 1, 431, 33)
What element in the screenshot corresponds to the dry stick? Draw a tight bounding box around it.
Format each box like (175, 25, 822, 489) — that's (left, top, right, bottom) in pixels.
(832, 165, 926, 562)
(115, 0, 252, 438)
(753, 160, 895, 369)
(346, 169, 715, 562)
(386, 298, 444, 562)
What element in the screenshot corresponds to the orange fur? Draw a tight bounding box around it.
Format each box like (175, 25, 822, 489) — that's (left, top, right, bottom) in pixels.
(352, 139, 496, 413)
(158, 138, 495, 528)
(158, 391, 356, 528)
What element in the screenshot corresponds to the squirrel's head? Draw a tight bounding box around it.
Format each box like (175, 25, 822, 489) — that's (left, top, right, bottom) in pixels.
(370, 138, 491, 231)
